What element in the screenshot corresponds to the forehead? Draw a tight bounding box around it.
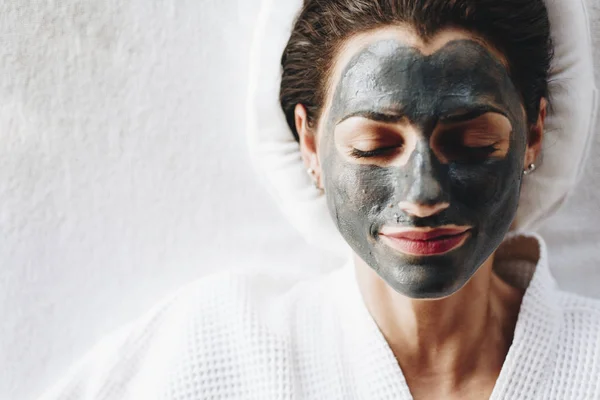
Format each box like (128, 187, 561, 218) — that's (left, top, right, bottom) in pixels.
(328, 26, 508, 90)
(323, 26, 515, 123)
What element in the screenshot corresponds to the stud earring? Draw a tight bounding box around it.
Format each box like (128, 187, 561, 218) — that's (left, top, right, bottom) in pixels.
(523, 163, 536, 176)
(307, 168, 321, 190)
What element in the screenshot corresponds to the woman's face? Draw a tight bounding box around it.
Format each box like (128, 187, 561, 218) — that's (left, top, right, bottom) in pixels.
(298, 27, 541, 299)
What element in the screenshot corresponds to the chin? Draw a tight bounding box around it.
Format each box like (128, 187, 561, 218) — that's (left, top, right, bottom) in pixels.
(373, 253, 478, 299)
(387, 276, 468, 299)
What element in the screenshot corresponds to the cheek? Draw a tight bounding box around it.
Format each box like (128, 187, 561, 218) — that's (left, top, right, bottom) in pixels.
(448, 159, 521, 212)
(449, 164, 501, 207)
(327, 161, 394, 207)
(323, 156, 398, 228)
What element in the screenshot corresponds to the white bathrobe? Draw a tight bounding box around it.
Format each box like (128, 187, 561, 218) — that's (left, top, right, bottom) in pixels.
(38, 232, 600, 399)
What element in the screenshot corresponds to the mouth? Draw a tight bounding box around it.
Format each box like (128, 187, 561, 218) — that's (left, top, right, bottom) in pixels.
(378, 226, 472, 256)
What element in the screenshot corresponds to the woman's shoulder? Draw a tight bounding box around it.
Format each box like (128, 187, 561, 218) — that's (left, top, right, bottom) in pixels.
(556, 288, 600, 322)
(173, 267, 335, 328)
(546, 288, 600, 389)
(555, 288, 600, 346)
(37, 268, 335, 400)
(558, 284, 600, 304)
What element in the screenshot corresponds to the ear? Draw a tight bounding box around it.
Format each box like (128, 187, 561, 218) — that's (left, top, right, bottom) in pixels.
(524, 97, 547, 168)
(295, 104, 323, 189)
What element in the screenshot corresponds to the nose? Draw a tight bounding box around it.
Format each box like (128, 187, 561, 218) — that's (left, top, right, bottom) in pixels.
(398, 142, 449, 218)
(397, 201, 449, 218)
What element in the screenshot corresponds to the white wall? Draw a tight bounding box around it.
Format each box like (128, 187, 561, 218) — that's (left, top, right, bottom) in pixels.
(0, 1, 340, 399)
(1, 1, 599, 400)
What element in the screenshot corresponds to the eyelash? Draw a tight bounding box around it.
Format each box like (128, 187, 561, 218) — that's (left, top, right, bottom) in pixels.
(350, 146, 400, 158)
(350, 144, 500, 160)
(456, 143, 501, 164)
(471, 144, 499, 154)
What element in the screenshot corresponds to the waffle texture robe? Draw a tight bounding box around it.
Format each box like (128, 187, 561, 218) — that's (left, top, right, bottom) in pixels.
(39, 233, 600, 399)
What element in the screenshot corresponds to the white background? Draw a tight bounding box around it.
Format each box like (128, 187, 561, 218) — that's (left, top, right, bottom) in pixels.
(0, 1, 341, 399)
(0, 1, 598, 399)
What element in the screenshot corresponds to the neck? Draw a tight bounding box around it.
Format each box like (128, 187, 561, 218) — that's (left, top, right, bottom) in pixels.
(354, 253, 524, 391)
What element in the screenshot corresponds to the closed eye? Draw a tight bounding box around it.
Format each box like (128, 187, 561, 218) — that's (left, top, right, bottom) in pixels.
(431, 112, 511, 164)
(349, 145, 402, 159)
(471, 144, 500, 153)
(437, 140, 504, 164)
(465, 143, 502, 159)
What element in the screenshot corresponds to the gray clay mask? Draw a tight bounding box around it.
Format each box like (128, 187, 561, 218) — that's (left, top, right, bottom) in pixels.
(320, 39, 528, 298)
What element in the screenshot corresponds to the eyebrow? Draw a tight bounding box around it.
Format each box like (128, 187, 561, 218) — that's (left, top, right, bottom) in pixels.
(439, 104, 509, 123)
(336, 110, 407, 125)
(336, 104, 510, 126)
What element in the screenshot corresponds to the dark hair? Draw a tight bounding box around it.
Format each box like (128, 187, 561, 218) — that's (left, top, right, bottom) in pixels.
(279, 0, 553, 141)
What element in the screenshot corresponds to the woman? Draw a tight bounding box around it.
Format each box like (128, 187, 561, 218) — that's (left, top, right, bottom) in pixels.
(40, 0, 600, 399)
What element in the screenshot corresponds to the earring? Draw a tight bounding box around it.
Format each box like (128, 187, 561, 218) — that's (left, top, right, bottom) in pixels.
(523, 163, 536, 176)
(307, 168, 321, 190)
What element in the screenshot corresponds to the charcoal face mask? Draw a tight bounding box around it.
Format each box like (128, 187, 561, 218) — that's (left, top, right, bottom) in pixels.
(319, 39, 528, 298)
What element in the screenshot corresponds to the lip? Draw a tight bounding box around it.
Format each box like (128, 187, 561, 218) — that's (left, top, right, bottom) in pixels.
(379, 226, 472, 256)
